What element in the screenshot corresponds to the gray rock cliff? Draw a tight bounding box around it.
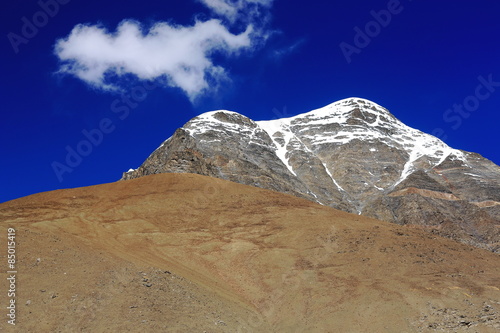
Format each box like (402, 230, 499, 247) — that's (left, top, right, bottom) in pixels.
(122, 98, 500, 251)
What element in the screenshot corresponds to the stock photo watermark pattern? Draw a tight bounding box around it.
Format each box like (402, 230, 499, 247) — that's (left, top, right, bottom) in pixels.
(51, 81, 159, 182)
(432, 74, 499, 141)
(6, 228, 17, 326)
(7, 0, 72, 54)
(340, 0, 414, 64)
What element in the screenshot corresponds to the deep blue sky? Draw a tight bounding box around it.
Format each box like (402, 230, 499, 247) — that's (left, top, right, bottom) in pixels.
(1, 0, 499, 203)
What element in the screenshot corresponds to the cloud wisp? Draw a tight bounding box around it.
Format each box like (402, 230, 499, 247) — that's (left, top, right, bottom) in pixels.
(199, 0, 273, 23)
(54, 0, 273, 101)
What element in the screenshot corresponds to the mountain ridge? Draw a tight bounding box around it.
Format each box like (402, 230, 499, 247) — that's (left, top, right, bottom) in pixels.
(122, 98, 500, 251)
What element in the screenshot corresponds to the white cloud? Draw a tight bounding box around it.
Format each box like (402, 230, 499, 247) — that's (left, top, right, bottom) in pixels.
(200, 0, 239, 21)
(272, 39, 306, 59)
(54, 0, 274, 101)
(199, 0, 274, 23)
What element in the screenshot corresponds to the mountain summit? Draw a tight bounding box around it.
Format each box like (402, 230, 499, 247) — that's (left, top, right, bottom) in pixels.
(123, 98, 500, 251)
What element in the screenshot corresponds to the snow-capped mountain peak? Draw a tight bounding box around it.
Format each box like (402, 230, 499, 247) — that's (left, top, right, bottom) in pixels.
(122, 98, 500, 252)
(255, 98, 468, 188)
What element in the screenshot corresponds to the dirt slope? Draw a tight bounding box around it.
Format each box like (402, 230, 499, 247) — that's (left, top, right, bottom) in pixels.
(0, 173, 499, 332)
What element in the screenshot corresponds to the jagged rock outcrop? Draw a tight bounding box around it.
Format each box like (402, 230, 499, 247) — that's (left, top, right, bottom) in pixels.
(122, 98, 500, 251)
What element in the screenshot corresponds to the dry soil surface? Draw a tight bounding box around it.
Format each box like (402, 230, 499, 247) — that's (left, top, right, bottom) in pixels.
(0, 173, 499, 332)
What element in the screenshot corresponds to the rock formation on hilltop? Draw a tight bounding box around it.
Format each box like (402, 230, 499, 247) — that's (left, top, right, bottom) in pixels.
(122, 98, 500, 251)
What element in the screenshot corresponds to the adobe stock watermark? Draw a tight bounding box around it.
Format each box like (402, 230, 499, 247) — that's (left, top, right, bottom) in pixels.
(51, 81, 159, 182)
(7, 0, 71, 54)
(432, 74, 500, 141)
(339, 0, 413, 64)
(6, 228, 17, 326)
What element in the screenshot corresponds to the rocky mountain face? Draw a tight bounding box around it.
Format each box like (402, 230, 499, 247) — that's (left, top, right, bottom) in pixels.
(122, 98, 500, 251)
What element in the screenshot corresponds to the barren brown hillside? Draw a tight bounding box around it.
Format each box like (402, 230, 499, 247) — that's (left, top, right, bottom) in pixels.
(0, 173, 499, 332)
